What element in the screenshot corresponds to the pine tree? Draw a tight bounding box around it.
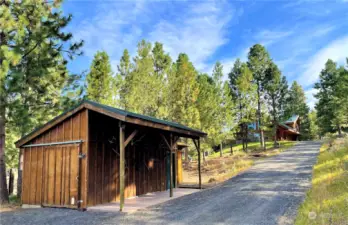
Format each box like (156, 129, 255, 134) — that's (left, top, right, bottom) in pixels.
(168, 53, 200, 128)
(264, 62, 282, 146)
(0, 0, 83, 203)
(196, 73, 219, 159)
(86, 51, 113, 105)
(279, 76, 289, 121)
(308, 110, 319, 140)
(122, 40, 160, 116)
(315, 59, 348, 136)
(247, 44, 272, 149)
(117, 49, 132, 109)
(152, 42, 171, 119)
(236, 63, 257, 151)
(285, 81, 311, 139)
(229, 61, 257, 151)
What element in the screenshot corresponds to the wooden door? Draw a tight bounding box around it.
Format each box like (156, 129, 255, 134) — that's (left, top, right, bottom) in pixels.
(42, 144, 80, 208)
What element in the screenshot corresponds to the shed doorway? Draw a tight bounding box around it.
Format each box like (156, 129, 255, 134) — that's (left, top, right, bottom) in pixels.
(22, 143, 81, 209)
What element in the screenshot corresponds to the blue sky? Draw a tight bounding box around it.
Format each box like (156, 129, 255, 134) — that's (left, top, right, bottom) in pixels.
(63, 0, 348, 109)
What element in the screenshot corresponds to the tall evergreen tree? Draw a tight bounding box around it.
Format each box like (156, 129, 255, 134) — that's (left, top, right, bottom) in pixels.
(125, 40, 161, 116)
(151, 42, 171, 119)
(116, 49, 132, 109)
(285, 81, 311, 139)
(86, 51, 113, 105)
(308, 110, 319, 140)
(247, 44, 272, 149)
(236, 63, 257, 151)
(315, 59, 348, 136)
(196, 73, 219, 160)
(0, 0, 83, 203)
(168, 53, 200, 128)
(229, 61, 257, 151)
(212, 62, 235, 156)
(264, 62, 282, 146)
(278, 76, 289, 121)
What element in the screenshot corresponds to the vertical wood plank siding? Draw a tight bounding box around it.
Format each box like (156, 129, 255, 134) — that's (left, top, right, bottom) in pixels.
(22, 108, 181, 209)
(87, 111, 168, 206)
(21, 109, 88, 209)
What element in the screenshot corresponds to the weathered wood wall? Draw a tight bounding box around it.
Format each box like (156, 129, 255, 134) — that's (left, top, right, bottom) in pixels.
(21, 109, 89, 208)
(87, 111, 168, 206)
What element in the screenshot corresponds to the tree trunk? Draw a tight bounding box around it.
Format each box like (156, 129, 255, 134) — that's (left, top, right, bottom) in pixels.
(184, 147, 188, 163)
(230, 144, 233, 155)
(0, 108, 9, 204)
(272, 97, 278, 148)
(17, 150, 22, 199)
(219, 143, 222, 157)
(202, 150, 206, 163)
(337, 124, 342, 137)
(242, 124, 247, 152)
(257, 85, 265, 150)
(8, 168, 14, 195)
(246, 125, 249, 152)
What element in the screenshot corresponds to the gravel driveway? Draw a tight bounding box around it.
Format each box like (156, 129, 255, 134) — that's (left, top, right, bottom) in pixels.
(0, 141, 321, 225)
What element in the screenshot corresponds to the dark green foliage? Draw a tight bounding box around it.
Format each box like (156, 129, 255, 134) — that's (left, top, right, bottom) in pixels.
(0, 0, 83, 203)
(284, 82, 311, 140)
(315, 59, 348, 136)
(247, 44, 272, 149)
(86, 51, 113, 105)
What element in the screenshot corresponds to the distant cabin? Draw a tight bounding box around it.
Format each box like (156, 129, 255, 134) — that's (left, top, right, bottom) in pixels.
(237, 115, 301, 142)
(276, 115, 300, 141)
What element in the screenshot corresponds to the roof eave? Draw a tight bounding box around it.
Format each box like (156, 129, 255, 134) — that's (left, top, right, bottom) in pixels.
(16, 101, 207, 148)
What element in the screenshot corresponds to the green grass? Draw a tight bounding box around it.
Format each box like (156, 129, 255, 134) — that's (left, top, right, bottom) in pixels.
(295, 137, 348, 225)
(9, 195, 20, 204)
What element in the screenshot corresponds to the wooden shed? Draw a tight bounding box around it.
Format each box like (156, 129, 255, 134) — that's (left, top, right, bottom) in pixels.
(15, 100, 206, 211)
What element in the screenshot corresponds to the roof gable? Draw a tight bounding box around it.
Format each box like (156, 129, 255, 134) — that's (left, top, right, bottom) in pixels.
(16, 100, 206, 147)
(284, 115, 299, 124)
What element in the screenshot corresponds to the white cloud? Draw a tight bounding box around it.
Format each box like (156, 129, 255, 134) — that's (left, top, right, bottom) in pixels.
(203, 47, 248, 81)
(148, 1, 239, 71)
(70, 1, 240, 74)
(71, 1, 148, 65)
(305, 88, 318, 109)
(298, 35, 348, 88)
(254, 30, 294, 46)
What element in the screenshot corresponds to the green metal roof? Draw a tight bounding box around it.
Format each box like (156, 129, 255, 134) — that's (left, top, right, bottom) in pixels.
(84, 100, 206, 135)
(284, 115, 299, 124)
(16, 100, 206, 146)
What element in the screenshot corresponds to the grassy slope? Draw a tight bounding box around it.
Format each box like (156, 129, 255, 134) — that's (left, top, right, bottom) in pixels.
(295, 138, 348, 225)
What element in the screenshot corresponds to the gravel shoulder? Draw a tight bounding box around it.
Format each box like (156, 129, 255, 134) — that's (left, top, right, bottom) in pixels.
(0, 141, 321, 225)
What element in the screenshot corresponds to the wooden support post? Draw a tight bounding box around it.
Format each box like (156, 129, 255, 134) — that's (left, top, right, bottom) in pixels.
(174, 150, 178, 189)
(119, 122, 125, 212)
(197, 139, 201, 189)
(193, 138, 202, 189)
(169, 134, 173, 197)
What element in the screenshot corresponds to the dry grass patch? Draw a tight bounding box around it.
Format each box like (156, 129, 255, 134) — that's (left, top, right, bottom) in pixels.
(295, 137, 348, 225)
(182, 141, 296, 187)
